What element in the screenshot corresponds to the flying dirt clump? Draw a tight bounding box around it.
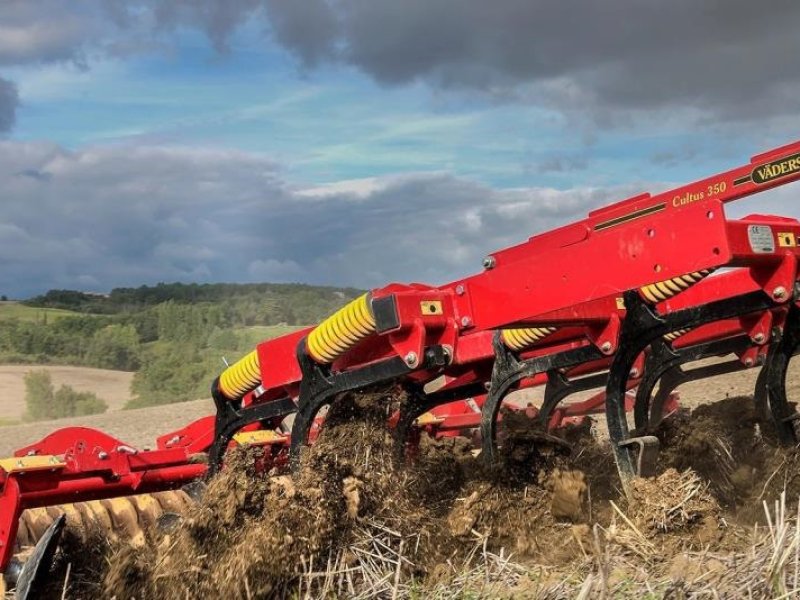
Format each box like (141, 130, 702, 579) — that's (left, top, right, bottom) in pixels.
(103, 388, 417, 599)
(97, 389, 603, 599)
(99, 387, 478, 598)
(442, 412, 597, 564)
(547, 469, 587, 521)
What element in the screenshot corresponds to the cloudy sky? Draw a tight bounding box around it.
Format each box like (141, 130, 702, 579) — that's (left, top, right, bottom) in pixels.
(1, 1, 799, 297)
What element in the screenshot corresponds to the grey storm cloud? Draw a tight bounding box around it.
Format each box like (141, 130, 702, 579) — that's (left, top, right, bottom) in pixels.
(0, 140, 649, 298)
(0, 77, 18, 132)
(0, 140, 797, 298)
(1, 1, 799, 124)
(262, 0, 800, 121)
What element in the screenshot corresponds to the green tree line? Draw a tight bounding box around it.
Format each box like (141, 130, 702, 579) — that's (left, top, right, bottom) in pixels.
(2, 283, 358, 409)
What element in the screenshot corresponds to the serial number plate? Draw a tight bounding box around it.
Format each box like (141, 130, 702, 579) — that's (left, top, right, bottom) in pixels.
(747, 225, 775, 253)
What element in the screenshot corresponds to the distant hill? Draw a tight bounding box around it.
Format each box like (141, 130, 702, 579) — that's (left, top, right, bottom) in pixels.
(0, 282, 362, 409)
(0, 301, 82, 323)
(25, 282, 363, 317)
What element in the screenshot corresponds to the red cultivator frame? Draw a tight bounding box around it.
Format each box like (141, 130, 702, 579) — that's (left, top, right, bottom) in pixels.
(3, 141, 800, 597)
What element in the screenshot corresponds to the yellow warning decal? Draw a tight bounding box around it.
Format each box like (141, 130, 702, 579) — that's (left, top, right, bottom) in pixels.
(420, 300, 443, 315)
(233, 430, 284, 445)
(778, 232, 797, 247)
(0, 455, 65, 473)
(415, 412, 445, 427)
(615, 297, 626, 310)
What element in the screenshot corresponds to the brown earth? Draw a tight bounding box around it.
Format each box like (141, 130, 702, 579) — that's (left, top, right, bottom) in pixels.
(0, 398, 213, 455)
(38, 387, 800, 599)
(0, 365, 135, 421)
(9, 357, 800, 599)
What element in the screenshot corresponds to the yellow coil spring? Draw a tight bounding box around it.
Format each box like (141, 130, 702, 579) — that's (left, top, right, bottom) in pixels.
(501, 327, 557, 352)
(306, 293, 377, 363)
(219, 349, 261, 400)
(639, 269, 713, 304)
(664, 328, 690, 342)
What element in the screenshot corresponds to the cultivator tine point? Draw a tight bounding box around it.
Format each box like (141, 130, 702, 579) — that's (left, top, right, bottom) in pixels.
(618, 436, 660, 480)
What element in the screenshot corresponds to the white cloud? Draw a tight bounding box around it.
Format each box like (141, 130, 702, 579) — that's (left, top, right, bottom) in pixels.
(0, 138, 796, 298)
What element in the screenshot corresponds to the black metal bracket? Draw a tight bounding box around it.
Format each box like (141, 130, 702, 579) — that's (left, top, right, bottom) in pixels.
(208, 377, 297, 474)
(392, 384, 437, 461)
(538, 369, 609, 427)
(633, 335, 756, 431)
(289, 338, 450, 469)
(763, 303, 800, 444)
(480, 331, 604, 464)
(606, 289, 777, 488)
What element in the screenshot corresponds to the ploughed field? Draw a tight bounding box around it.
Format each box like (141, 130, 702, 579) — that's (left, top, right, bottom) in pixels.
(0, 398, 213, 456)
(10, 359, 800, 599)
(0, 365, 134, 424)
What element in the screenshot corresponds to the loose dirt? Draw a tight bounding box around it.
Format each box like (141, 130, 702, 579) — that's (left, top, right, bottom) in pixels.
(26, 391, 800, 599)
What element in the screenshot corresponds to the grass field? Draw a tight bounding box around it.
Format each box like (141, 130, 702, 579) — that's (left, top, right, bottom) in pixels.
(235, 324, 303, 347)
(0, 301, 83, 322)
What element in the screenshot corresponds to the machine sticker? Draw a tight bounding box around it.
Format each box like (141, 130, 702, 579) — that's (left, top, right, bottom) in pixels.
(615, 297, 626, 310)
(778, 232, 797, 247)
(594, 202, 666, 231)
(747, 225, 775, 253)
(420, 300, 443, 315)
(752, 152, 800, 185)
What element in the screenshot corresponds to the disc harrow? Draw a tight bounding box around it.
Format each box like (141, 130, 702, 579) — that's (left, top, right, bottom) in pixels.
(3, 141, 800, 596)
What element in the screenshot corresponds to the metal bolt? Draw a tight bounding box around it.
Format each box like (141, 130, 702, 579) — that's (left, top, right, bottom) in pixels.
(98, 451, 108, 460)
(461, 316, 472, 327)
(455, 284, 465, 296)
(404, 352, 418, 367)
(773, 286, 787, 299)
(629, 368, 639, 378)
(441, 345, 453, 363)
(482, 256, 496, 270)
(484, 382, 492, 391)
(744, 357, 754, 367)
(600, 341, 612, 353)
(753, 332, 765, 344)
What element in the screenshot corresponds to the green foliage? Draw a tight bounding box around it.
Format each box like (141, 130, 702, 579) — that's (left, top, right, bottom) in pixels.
(127, 325, 301, 408)
(56, 385, 109, 417)
(26, 282, 362, 324)
(85, 324, 141, 370)
(22, 370, 54, 421)
(0, 302, 82, 323)
(127, 342, 222, 408)
(207, 327, 239, 351)
(23, 370, 108, 421)
(7, 282, 353, 410)
(156, 301, 224, 345)
(21, 290, 108, 313)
